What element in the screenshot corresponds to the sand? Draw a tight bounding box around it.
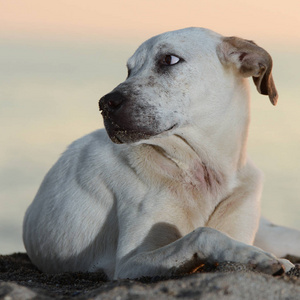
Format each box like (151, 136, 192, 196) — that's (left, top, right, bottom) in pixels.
(1, 253, 300, 299)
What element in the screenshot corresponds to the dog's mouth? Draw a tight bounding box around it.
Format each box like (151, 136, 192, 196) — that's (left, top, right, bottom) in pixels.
(104, 120, 178, 144)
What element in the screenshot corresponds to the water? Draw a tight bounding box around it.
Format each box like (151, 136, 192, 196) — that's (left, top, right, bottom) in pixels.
(1, 39, 300, 254)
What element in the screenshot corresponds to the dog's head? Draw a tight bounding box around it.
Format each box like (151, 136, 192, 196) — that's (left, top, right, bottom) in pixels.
(99, 27, 277, 144)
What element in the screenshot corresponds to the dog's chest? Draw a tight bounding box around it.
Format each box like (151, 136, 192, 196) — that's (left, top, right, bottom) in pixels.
(128, 142, 234, 228)
(168, 161, 228, 226)
(133, 146, 229, 228)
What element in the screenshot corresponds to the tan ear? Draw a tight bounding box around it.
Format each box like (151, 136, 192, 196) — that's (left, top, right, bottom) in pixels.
(217, 37, 278, 105)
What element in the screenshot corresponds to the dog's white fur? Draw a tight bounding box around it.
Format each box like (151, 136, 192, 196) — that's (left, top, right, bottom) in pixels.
(23, 28, 300, 279)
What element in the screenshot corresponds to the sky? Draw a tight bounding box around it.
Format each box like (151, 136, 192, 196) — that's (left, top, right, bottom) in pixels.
(1, 0, 300, 46)
(0, 0, 300, 254)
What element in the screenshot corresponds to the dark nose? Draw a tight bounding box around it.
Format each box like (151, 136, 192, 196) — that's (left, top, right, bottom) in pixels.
(99, 91, 127, 114)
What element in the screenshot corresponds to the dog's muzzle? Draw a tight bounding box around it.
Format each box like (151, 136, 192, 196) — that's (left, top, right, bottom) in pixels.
(99, 91, 155, 144)
(99, 91, 178, 144)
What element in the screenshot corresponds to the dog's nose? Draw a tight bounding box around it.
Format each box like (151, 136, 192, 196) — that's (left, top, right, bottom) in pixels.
(99, 91, 127, 113)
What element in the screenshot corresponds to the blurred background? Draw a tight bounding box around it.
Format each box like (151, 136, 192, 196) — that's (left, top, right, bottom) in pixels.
(1, 0, 299, 254)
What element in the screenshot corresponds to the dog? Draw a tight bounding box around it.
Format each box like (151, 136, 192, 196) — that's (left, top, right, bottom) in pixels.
(23, 27, 300, 279)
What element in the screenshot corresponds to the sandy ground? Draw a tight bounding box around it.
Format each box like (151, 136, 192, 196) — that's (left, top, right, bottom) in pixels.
(1, 253, 300, 299)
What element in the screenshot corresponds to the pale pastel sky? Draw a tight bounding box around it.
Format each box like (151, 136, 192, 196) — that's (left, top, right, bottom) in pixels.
(1, 0, 300, 46)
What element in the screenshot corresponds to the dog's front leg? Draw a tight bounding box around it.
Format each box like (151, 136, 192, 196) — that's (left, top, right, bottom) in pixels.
(205, 161, 298, 268)
(206, 160, 263, 245)
(114, 226, 288, 279)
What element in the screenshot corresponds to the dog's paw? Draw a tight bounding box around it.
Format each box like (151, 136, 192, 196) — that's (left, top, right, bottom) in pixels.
(234, 245, 287, 276)
(249, 255, 284, 275)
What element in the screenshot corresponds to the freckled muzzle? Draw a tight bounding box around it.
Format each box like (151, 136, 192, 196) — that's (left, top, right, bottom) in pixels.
(99, 90, 161, 144)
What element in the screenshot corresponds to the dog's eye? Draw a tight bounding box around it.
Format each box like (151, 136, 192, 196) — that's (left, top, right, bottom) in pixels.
(161, 55, 181, 66)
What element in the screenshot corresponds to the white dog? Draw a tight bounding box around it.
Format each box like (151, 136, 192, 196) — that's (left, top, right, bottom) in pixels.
(23, 27, 300, 280)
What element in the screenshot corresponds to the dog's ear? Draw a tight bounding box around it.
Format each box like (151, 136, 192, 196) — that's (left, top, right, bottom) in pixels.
(217, 37, 278, 105)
